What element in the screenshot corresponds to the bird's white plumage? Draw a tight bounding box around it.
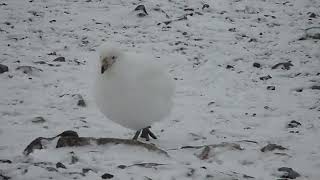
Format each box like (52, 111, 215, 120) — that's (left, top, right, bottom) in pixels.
(94, 44, 174, 131)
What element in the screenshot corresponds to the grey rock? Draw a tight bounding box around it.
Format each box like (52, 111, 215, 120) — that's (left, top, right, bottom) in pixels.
(261, 144, 287, 152)
(53, 57, 65, 62)
(0, 64, 9, 74)
(56, 162, 66, 169)
(287, 120, 301, 128)
(31, 116, 46, 123)
(0, 159, 12, 164)
(23, 137, 44, 155)
(134, 5, 148, 17)
(259, 75, 272, 81)
(267, 86, 275, 90)
(16, 66, 42, 75)
(101, 173, 114, 179)
(0, 173, 10, 180)
(117, 165, 127, 169)
(271, 61, 293, 70)
(253, 62, 261, 68)
(278, 167, 301, 179)
(73, 94, 86, 107)
(311, 85, 320, 90)
(202, 4, 210, 10)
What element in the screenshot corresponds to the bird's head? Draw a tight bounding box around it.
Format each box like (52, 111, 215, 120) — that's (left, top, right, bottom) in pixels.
(99, 46, 122, 74)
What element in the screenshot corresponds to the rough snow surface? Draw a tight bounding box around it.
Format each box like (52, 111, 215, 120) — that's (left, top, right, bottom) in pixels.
(0, 0, 319, 179)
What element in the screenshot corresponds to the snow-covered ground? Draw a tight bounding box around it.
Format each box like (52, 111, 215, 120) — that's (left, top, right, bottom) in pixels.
(0, 0, 319, 179)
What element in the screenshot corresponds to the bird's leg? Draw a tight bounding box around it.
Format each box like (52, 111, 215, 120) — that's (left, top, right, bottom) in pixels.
(140, 126, 157, 141)
(132, 130, 141, 140)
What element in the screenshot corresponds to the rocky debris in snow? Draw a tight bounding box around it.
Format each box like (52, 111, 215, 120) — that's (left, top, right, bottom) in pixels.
(267, 86, 275, 90)
(271, 61, 293, 70)
(82, 168, 94, 174)
(23, 130, 79, 155)
(31, 116, 46, 123)
(134, 5, 148, 17)
(226, 65, 234, 70)
(287, 120, 301, 128)
(259, 75, 272, 81)
(308, 12, 317, 18)
(278, 167, 301, 179)
(56, 162, 67, 169)
(186, 168, 195, 177)
(299, 27, 320, 40)
(253, 62, 261, 68)
(101, 173, 114, 179)
(310, 85, 320, 90)
(0, 173, 10, 180)
(260, 144, 287, 152)
(47, 52, 57, 56)
(0, 64, 9, 74)
(202, 4, 210, 10)
(72, 94, 86, 107)
(0, 159, 12, 164)
(16, 66, 43, 75)
(53, 56, 66, 62)
(117, 165, 127, 169)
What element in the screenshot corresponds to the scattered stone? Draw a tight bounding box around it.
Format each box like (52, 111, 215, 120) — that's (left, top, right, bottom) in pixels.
(287, 120, 301, 128)
(72, 94, 86, 107)
(70, 152, 79, 164)
(117, 165, 127, 169)
(186, 168, 195, 177)
(184, 8, 194, 11)
(0, 64, 9, 74)
(0, 159, 12, 164)
(198, 146, 210, 160)
(267, 86, 275, 90)
(259, 75, 272, 81)
(309, 12, 317, 18)
(134, 5, 148, 17)
(46, 167, 58, 172)
(253, 62, 261, 68)
(228, 27, 236, 32)
(48, 52, 57, 55)
(56, 162, 66, 169)
(303, 27, 320, 40)
(82, 168, 93, 174)
(23, 137, 44, 155)
(261, 143, 287, 152)
(57, 130, 79, 138)
(0, 173, 10, 180)
(33, 61, 47, 65)
(295, 88, 303, 92)
(16, 66, 43, 75)
(202, 4, 210, 10)
(271, 61, 293, 70)
(53, 56, 65, 62)
(226, 65, 234, 69)
(311, 85, 320, 90)
(101, 173, 114, 179)
(31, 116, 46, 123)
(278, 167, 300, 179)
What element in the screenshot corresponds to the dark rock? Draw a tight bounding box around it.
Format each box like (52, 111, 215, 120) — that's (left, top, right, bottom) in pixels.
(134, 5, 148, 16)
(56, 162, 66, 169)
(305, 27, 320, 40)
(271, 61, 293, 70)
(253, 62, 261, 68)
(226, 65, 234, 69)
(48, 52, 57, 55)
(278, 167, 300, 179)
(202, 4, 210, 10)
(267, 86, 275, 90)
(0, 64, 9, 74)
(82, 168, 93, 174)
(101, 173, 114, 179)
(53, 57, 65, 62)
(311, 85, 320, 90)
(23, 137, 44, 155)
(184, 8, 194, 11)
(295, 88, 303, 92)
(228, 27, 236, 32)
(309, 12, 317, 18)
(287, 120, 301, 128)
(16, 66, 42, 75)
(0, 173, 10, 180)
(117, 165, 127, 169)
(33, 61, 47, 65)
(57, 130, 79, 138)
(259, 75, 272, 81)
(0, 159, 12, 164)
(70, 152, 79, 164)
(31, 116, 46, 123)
(261, 144, 287, 152)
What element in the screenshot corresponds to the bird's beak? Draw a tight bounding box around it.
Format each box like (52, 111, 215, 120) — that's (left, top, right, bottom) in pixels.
(101, 63, 108, 74)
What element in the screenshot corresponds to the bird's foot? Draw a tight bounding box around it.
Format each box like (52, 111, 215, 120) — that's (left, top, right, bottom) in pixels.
(132, 126, 157, 141)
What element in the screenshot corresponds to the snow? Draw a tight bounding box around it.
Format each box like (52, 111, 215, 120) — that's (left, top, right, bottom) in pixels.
(0, 0, 319, 179)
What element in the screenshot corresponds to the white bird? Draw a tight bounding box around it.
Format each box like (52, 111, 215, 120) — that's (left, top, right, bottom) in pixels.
(94, 44, 174, 140)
